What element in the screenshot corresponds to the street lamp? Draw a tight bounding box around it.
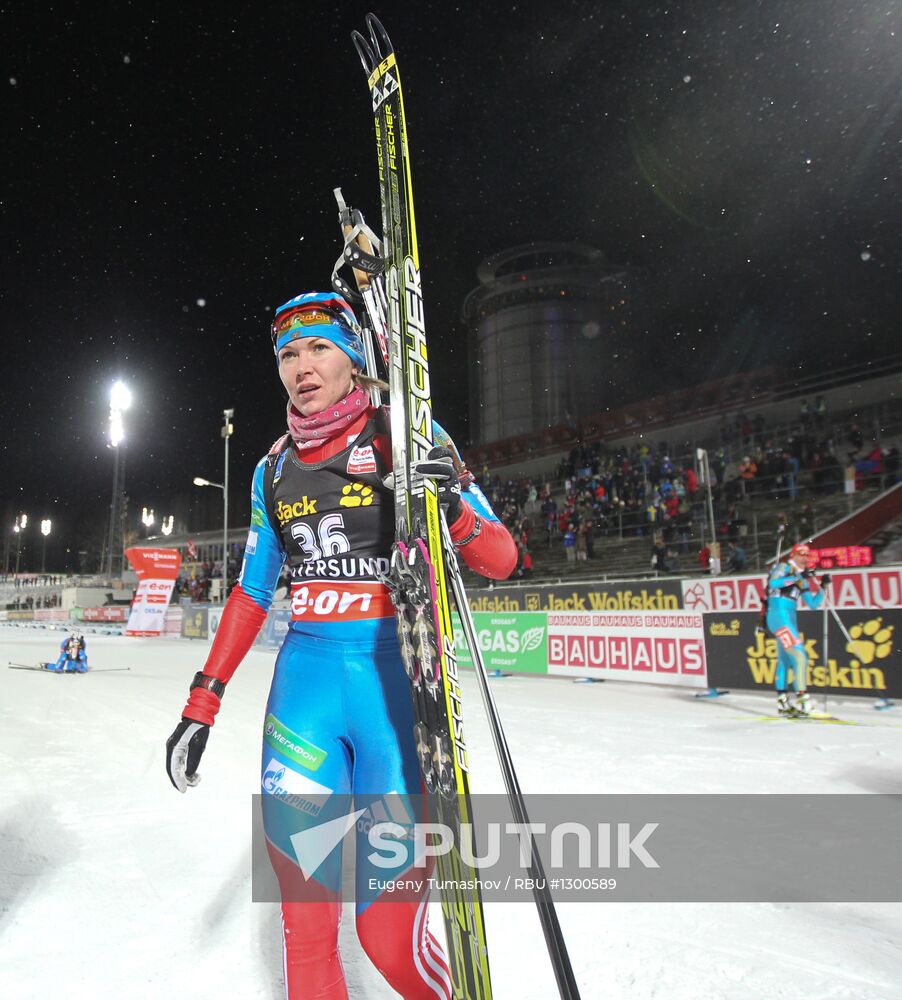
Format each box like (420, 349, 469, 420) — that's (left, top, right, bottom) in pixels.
(696, 448, 718, 556)
(40, 519, 51, 573)
(193, 474, 227, 599)
(142, 507, 155, 536)
(107, 380, 131, 580)
(13, 513, 27, 576)
(161, 515, 174, 536)
(221, 408, 234, 593)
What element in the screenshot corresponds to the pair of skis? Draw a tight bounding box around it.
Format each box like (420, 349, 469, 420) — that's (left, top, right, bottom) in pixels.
(335, 15, 580, 1000)
(7, 661, 129, 673)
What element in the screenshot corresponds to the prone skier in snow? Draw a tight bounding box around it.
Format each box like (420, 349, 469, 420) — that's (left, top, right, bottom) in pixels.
(765, 543, 830, 715)
(49, 632, 88, 673)
(165, 292, 517, 1000)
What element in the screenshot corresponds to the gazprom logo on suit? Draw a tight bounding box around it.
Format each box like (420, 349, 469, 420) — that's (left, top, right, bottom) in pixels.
(262, 757, 333, 817)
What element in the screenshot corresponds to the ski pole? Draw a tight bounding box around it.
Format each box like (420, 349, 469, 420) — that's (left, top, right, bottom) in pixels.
(440, 511, 582, 1000)
(828, 602, 854, 644)
(821, 588, 830, 712)
(768, 523, 785, 565)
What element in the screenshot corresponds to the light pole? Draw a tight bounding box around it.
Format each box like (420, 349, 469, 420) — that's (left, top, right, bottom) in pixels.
(4, 520, 15, 576)
(40, 519, 51, 573)
(696, 448, 717, 554)
(221, 408, 234, 592)
(161, 515, 174, 536)
(142, 507, 155, 537)
(13, 513, 27, 576)
(193, 476, 224, 596)
(107, 380, 131, 580)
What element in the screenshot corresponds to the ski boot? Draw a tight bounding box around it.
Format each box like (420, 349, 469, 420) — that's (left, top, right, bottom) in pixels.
(794, 692, 813, 717)
(382, 537, 443, 695)
(776, 692, 794, 716)
(412, 723, 455, 799)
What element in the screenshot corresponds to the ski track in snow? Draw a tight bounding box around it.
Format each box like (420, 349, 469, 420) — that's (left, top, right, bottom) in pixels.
(1, 628, 900, 999)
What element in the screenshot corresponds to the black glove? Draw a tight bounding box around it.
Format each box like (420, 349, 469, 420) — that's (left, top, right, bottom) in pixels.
(166, 718, 210, 793)
(819, 573, 832, 587)
(801, 567, 813, 578)
(414, 447, 463, 523)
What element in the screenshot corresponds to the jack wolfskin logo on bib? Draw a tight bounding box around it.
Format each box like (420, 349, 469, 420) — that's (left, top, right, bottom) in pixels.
(276, 497, 319, 524)
(347, 444, 377, 475)
(340, 483, 374, 507)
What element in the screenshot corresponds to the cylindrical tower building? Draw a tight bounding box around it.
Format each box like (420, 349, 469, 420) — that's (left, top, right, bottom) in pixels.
(462, 243, 640, 445)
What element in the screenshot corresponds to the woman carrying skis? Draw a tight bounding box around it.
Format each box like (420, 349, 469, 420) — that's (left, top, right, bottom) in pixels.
(165, 292, 516, 999)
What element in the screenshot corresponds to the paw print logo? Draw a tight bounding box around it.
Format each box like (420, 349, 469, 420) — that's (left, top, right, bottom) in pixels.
(340, 482, 374, 507)
(846, 617, 895, 666)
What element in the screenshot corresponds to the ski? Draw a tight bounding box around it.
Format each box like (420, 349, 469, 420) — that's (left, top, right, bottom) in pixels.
(7, 661, 129, 673)
(753, 713, 861, 726)
(349, 16, 492, 998)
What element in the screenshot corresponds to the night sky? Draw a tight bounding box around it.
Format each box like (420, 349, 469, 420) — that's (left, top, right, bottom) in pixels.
(3, 1, 899, 568)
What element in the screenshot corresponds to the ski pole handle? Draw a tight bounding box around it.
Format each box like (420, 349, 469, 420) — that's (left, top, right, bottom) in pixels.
(333, 187, 383, 294)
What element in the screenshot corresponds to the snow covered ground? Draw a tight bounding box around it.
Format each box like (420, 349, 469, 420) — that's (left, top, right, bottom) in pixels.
(2, 626, 901, 999)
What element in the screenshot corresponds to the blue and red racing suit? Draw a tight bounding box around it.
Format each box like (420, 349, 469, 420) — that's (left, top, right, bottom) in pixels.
(181, 405, 516, 1000)
(765, 561, 825, 692)
(50, 636, 88, 673)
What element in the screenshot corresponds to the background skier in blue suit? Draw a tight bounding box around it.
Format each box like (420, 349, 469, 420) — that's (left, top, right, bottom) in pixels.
(765, 542, 830, 715)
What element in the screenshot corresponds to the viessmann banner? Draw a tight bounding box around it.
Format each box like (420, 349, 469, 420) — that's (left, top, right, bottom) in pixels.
(124, 547, 182, 636)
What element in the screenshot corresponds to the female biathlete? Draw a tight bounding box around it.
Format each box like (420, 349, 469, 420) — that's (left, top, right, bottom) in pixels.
(166, 292, 517, 999)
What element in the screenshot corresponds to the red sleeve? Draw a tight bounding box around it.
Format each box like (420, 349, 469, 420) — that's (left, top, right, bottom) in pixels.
(181, 583, 268, 726)
(448, 502, 518, 580)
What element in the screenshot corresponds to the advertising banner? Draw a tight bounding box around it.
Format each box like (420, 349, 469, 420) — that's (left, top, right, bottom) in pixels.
(181, 607, 209, 639)
(82, 606, 129, 622)
(682, 567, 902, 613)
(256, 608, 292, 648)
(208, 607, 224, 638)
(545, 609, 708, 685)
(704, 608, 901, 699)
(33, 608, 69, 622)
(124, 547, 182, 636)
(465, 579, 682, 614)
(451, 612, 549, 674)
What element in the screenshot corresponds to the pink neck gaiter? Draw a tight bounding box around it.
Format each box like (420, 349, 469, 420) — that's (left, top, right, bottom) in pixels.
(286, 386, 369, 451)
